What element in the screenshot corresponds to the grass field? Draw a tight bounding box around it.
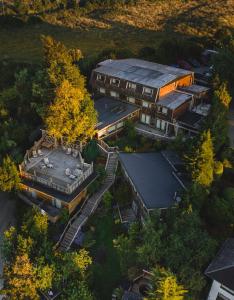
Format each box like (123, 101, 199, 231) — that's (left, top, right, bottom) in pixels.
(0, 0, 233, 63)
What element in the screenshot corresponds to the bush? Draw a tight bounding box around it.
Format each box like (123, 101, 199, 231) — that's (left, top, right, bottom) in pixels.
(83, 140, 100, 163)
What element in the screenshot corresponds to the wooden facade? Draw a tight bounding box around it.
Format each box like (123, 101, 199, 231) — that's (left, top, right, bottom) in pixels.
(91, 59, 209, 137)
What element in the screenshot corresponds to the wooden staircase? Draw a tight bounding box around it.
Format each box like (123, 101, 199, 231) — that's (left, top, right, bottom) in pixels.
(58, 152, 118, 252)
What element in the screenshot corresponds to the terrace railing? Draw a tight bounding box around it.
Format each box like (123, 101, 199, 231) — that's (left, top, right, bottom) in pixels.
(21, 163, 94, 195)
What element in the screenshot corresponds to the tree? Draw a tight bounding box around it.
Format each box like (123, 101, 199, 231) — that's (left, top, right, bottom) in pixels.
(44, 80, 97, 143)
(2, 254, 39, 300)
(147, 267, 187, 300)
(188, 130, 214, 187)
(206, 81, 232, 153)
(41, 35, 84, 88)
(0, 156, 20, 191)
(163, 210, 216, 295)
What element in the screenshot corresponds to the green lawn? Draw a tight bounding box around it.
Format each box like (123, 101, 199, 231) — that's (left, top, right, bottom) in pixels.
(88, 211, 122, 300)
(0, 21, 163, 63)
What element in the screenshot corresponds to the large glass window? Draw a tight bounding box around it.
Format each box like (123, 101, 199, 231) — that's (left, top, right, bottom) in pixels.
(141, 113, 150, 124)
(110, 91, 119, 98)
(127, 96, 135, 104)
(99, 87, 106, 94)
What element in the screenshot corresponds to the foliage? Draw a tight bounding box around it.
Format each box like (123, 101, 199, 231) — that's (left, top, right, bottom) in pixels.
(147, 267, 187, 300)
(205, 78, 232, 154)
(0, 156, 20, 192)
(187, 130, 214, 187)
(2, 254, 40, 300)
(103, 191, 113, 210)
(42, 36, 97, 143)
(83, 139, 100, 163)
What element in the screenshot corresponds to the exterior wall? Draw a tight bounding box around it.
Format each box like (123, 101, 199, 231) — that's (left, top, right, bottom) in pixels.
(91, 71, 158, 103)
(158, 82, 176, 98)
(207, 280, 234, 300)
(19, 183, 87, 216)
(176, 74, 193, 87)
(172, 100, 191, 119)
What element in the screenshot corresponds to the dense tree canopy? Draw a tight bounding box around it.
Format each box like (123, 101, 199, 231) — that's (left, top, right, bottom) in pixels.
(187, 130, 214, 187)
(42, 36, 97, 143)
(0, 156, 20, 192)
(147, 267, 187, 300)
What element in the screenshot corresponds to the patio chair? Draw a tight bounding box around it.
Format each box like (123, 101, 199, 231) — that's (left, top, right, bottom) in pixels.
(44, 157, 49, 165)
(66, 148, 72, 155)
(47, 163, 54, 168)
(32, 150, 38, 158)
(69, 174, 76, 180)
(38, 149, 43, 156)
(65, 168, 71, 176)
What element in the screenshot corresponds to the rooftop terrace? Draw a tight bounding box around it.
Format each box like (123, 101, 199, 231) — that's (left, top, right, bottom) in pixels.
(20, 133, 93, 195)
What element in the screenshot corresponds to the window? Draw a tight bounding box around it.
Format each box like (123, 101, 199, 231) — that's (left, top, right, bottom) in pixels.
(127, 82, 137, 90)
(110, 91, 119, 98)
(141, 113, 150, 124)
(97, 74, 105, 81)
(99, 87, 106, 94)
(156, 119, 167, 131)
(108, 125, 116, 133)
(157, 106, 162, 112)
(111, 78, 120, 86)
(143, 87, 153, 95)
(142, 101, 150, 108)
(127, 96, 135, 104)
(162, 107, 168, 115)
(117, 122, 124, 129)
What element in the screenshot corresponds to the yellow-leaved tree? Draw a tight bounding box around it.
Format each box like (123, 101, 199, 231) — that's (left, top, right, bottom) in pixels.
(45, 80, 97, 143)
(41, 35, 97, 143)
(146, 267, 187, 300)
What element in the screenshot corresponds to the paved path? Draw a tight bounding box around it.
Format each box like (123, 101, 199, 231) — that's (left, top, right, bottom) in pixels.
(0, 192, 16, 298)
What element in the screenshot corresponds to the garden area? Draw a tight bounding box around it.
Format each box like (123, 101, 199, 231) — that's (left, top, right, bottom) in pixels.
(83, 207, 124, 300)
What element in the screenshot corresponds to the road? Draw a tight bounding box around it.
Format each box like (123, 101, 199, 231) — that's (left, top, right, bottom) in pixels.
(0, 192, 16, 299)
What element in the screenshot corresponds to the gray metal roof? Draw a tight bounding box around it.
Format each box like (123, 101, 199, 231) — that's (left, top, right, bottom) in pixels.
(205, 239, 234, 290)
(95, 97, 139, 130)
(119, 152, 183, 209)
(157, 91, 192, 110)
(94, 59, 192, 89)
(179, 84, 209, 94)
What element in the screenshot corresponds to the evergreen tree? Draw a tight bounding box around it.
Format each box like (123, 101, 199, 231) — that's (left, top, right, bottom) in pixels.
(147, 267, 187, 300)
(188, 130, 214, 187)
(206, 80, 231, 153)
(0, 156, 20, 192)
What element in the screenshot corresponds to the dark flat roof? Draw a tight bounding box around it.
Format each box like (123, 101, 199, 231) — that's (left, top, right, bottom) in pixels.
(178, 110, 203, 127)
(95, 97, 139, 130)
(119, 152, 183, 209)
(22, 172, 97, 203)
(205, 239, 234, 290)
(179, 84, 209, 94)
